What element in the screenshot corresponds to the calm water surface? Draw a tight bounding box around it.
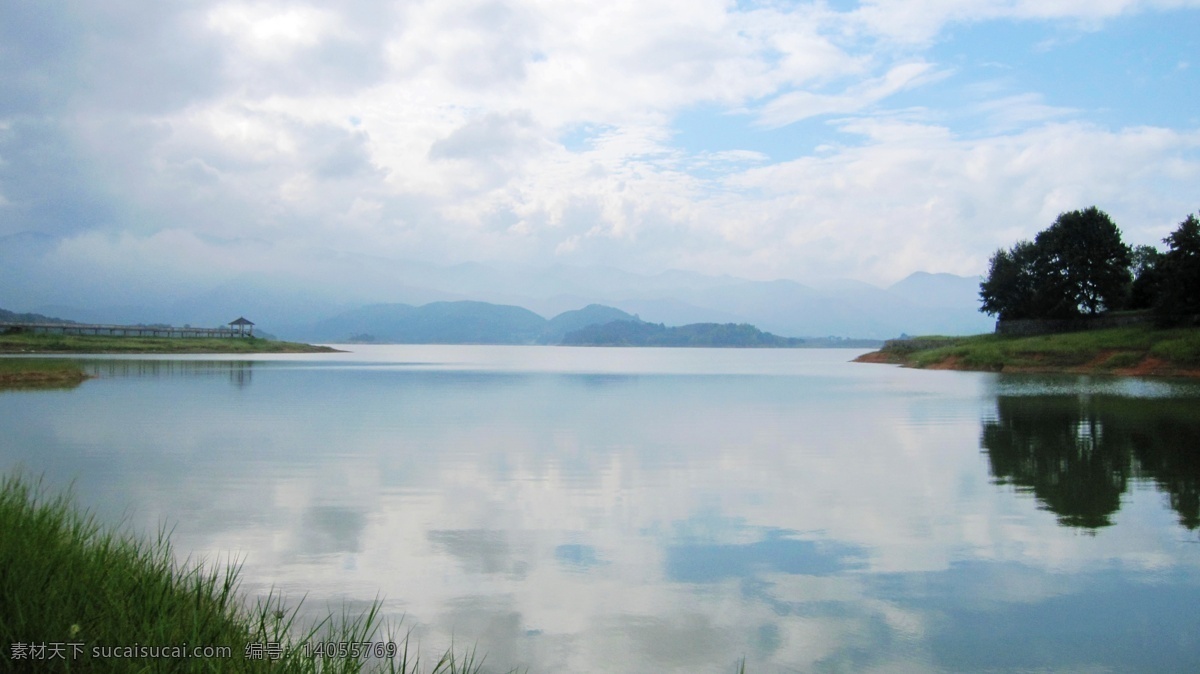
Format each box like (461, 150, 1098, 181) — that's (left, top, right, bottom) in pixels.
(3, 346, 1199, 673)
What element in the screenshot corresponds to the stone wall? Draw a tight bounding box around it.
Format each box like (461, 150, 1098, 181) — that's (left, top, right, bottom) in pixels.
(995, 313, 1156, 336)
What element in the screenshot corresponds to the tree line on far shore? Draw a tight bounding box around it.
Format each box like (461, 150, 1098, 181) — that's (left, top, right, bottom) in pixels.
(979, 207, 1200, 324)
(560, 320, 806, 347)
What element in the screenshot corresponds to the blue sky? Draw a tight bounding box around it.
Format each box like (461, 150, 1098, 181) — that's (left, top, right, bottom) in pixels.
(1, 0, 1198, 310)
(676, 10, 1197, 159)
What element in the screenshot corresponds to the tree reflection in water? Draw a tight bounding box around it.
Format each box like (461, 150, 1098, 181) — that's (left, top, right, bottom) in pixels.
(981, 395, 1200, 531)
(83, 360, 255, 388)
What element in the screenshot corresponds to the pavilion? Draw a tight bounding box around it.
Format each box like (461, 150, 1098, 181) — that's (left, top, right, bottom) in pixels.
(229, 317, 255, 337)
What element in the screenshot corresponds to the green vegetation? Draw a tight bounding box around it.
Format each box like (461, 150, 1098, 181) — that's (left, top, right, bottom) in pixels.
(309, 301, 639, 344)
(0, 358, 90, 387)
(980, 208, 1200, 324)
(1153, 213, 1200, 319)
(0, 331, 331, 385)
(0, 332, 338, 354)
(561, 320, 804, 347)
(857, 325, 1200, 376)
(0, 474, 491, 674)
(979, 207, 1132, 320)
(939, 206, 1200, 376)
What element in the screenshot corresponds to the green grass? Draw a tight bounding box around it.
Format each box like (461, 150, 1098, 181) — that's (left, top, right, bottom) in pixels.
(1149, 335, 1200, 366)
(0, 333, 338, 354)
(1100, 351, 1144, 369)
(0, 474, 492, 674)
(0, 358, 90, 387)
(869, 325, 1200, 375)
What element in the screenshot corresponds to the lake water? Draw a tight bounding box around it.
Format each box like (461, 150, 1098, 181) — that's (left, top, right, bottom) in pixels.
(3, 346, 1199, 673)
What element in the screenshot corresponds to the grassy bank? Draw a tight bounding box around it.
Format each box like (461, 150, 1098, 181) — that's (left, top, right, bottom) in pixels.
(0, 475, 486, 673)
(855, 325, 1200, 377)
(0, 358, 91, 387)
(0, 332, 339, 354)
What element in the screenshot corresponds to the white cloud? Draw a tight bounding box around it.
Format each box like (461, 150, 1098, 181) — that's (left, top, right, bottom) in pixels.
(36, 115, 1196, 294)
(2, 0, 1198, 299)
(971, 93, 1076, 130)
(710, 121, 1200, 283)
(207, 3, 345, 60)
(757, 61, 946, 127)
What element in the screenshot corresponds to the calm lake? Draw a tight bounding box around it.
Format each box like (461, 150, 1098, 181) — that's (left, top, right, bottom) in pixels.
(3, 346, 1199, 673)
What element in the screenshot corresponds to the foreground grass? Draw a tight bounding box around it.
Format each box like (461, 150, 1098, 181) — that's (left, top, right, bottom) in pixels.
(0, 475, 490, 674)
(0, 358, 90, 387)
(856, 325, 1200, 376)
(0, 332, 339, 354)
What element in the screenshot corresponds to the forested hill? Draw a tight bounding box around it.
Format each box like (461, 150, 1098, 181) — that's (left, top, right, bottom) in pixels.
(306, 301, 642, 344)
(0, 308, 76, 324)
(308, 301, 814, 346)
(561, 320, 805, 347)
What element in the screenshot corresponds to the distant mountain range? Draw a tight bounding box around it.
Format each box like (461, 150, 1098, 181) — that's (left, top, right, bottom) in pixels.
(1, 235, 993, 339)
(562, 321, 805, 347)
(306, 301, 827, 348)
(0, 308, 76, 325)
(0, 301, 867, 348)
(307, 302, 637, 345)
(282, 269, 991, 341)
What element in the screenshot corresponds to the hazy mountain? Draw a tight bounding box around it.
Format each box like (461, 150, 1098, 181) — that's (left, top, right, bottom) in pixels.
(562, 321, 805, 347)
(308, 301, 551, 344)
(6, 243, 994, 339)
(544, 304, 638, 342)
(307, 301, 645, 345)
(0, 307, 78, 324)
(621, 275, 992, 339)
(888, 272, 986, 309)
(604, 297, 747, 328)
(0, 232, 60, 257)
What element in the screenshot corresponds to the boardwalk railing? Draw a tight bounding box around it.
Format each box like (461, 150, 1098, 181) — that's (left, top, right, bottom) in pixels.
(0, 322, 250, 338)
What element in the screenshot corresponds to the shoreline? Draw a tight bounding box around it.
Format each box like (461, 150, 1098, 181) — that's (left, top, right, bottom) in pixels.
(0, 333, 341, 355)
(0, 364, 93, 387)
(853, 326, 1200, 378)
(0, 334, 340, 386)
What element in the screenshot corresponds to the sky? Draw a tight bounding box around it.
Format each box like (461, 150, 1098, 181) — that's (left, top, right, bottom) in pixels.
(2, 0, 1199, 307)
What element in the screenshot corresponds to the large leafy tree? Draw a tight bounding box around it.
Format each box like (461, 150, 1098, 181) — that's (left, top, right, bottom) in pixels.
(1128, 244, 1165, 310)
(1033, 207, 1131, 316)
(1155, 213, 1200, 320)
(980, 207, 1132, 320)
(979, 240, 1041, 320)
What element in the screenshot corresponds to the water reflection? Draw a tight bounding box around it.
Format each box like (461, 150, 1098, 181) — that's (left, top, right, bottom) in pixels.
(83, 359, 256, 387)
(666, 529, 867, 583)
(0, 380, 85, 393)
(982, 394, 1200, 531)
(301, 505, 368, 555)
(4, 349, 1200, 672)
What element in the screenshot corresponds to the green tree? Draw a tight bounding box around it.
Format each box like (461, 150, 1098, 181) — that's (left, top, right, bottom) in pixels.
(1033, 207, 1131, 316)
(1155, 212, 1200, 321)
(980, 207, 1132, 320)
(979, 240, 1040, 319)
(1128, 244, 1164, 310)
